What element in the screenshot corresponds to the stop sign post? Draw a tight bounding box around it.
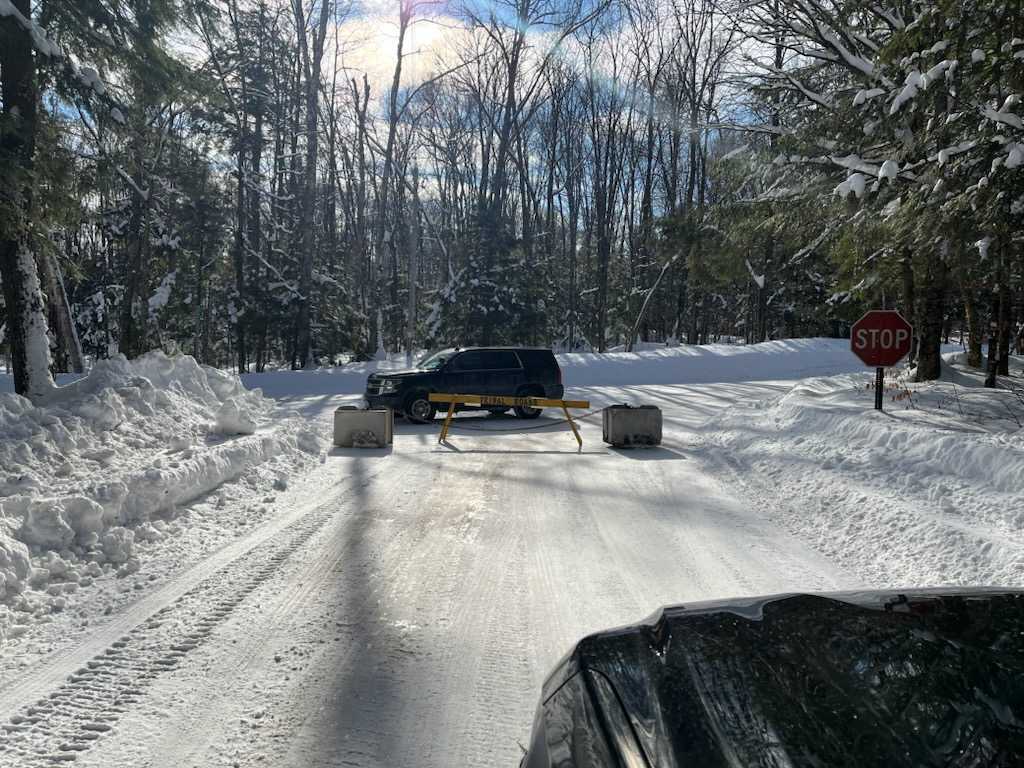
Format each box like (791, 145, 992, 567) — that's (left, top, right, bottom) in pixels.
(850, 310, 913, 411)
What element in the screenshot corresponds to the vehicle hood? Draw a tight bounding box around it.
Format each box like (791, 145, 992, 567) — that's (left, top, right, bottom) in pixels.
(367, 369, 427, 380)
(531, 589, 1024, 767)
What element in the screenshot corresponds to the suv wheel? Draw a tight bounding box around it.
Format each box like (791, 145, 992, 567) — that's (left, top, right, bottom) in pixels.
(405, 393, 437, 424)
(514, 388, 543, 419)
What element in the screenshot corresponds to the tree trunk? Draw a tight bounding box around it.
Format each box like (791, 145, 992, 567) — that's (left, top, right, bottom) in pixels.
(373, 2, 410, 285)
(963, 288, 983, 368)
(997, 278, 1011, 376)
(194, 229, 206, 362)
(292, 0, 332, 370)
(232, 107, 249, 373)
(627, 254, 677, 352)
(406, 165, 421, 360)
(953, 236, 983, 368)
(984, 287, 1000, 388)
(901, 251, 918, 364)
(119, 185, 149, 358)
(567, 170, 579, 349)
(914, 254, 947, 382)
(0, 0, 55, 399)
(248, 80, 265, 369)
(38, 247, 83, 372)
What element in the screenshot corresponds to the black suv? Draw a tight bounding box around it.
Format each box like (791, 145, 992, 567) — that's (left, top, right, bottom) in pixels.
(365, 347, 564, 423)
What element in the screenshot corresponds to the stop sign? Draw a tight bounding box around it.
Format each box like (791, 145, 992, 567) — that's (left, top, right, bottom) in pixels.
(851, 310, 913, 367)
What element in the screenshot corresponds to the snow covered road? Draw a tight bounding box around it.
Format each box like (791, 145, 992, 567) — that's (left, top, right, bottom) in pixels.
(0, 380, 860, 767)
(2, 340, 1020, 767)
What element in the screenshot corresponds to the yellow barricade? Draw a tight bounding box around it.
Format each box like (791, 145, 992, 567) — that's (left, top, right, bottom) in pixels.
(428, 393, 591, 448)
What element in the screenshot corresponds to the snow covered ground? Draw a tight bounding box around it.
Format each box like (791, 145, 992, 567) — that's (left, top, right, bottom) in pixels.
(0, 353, 323, 650)
(705, 355, 1024, 588)
(0, 340, 1020, 767)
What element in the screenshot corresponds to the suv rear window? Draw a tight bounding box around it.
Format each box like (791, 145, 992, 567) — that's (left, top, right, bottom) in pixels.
(516, 350, 558, 371)
(480, 350, 521, 369)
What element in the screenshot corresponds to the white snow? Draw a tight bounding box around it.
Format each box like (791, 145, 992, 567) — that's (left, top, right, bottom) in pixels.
(0, 352, 322, 644)
(853, 88, 885, 106)
(214, 396, 260, 436)
(878, 159, 899, 182)
(705, 357, 1024, 586)
(976, 236, 992, 259)
(831, 153, 880, 176)
(835, 172, 867, 198)
(0, 0, 62, 58)
(0, 538, 31, 603)
(936, 140, 976, 165)
(890, 70, 924, 115)
(983, 105, 1024, 130)
(881, 197, 902, 218)
(819, 28, 882, 82)
(147, 270, 176, 318)
(77, 67, 106, 96)
(115, 166, 147, 199)
(923, 60, 953, 85)
(720, 143, 749, 161)
(745, 259, 766, 289)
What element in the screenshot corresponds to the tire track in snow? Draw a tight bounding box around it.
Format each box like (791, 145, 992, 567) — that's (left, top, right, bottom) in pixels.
(459, 487, 534, 767)
(144, 491, 372, 767)
(0, 488, 345, 766)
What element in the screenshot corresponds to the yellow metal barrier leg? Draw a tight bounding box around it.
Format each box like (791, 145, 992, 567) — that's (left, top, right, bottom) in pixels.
(439, 402, 456, 443)
(562, 404, 582, 450)
(429, 394, 589, 450)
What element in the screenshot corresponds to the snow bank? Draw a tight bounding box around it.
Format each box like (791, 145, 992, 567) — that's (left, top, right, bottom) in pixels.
(704, 363, 1024, 588)
(559, 338, 868, 387)
(237, 339, 872, 405)
(0, 352, 323, 642)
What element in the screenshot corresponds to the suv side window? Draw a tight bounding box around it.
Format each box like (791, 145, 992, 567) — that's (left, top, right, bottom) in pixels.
(480, 350, 521, 370)
(448, 351, 486, 371)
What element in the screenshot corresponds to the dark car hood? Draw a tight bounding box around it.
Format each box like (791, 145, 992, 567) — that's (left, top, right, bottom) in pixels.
(367, 368, 427, 379)
(530, 589, 1024, 768)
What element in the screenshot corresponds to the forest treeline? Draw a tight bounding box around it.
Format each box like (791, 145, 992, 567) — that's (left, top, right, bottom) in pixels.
(0, 0, 1021, 398)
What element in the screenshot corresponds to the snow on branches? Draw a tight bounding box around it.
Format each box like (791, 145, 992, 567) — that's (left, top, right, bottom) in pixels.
(0, 0, 126, 124)
(738, 0, 1024, 222)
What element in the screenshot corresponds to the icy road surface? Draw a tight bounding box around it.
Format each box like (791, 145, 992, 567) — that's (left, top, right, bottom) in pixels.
(0, 379, 862, 767)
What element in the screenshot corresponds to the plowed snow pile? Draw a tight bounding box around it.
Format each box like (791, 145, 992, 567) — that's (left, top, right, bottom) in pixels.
(704, 359, 1024, 588)
(0, 353, 323, 643)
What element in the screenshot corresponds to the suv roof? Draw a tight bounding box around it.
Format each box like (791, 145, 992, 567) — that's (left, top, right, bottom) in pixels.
(455, 346, 554, 352)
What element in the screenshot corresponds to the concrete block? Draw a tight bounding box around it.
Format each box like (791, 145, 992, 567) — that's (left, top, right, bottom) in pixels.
(602, 404, 662, 447)
(334, 407, 393, 448)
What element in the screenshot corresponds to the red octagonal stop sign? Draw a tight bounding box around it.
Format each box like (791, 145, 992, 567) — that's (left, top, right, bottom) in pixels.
(851, 310, 913, 367)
